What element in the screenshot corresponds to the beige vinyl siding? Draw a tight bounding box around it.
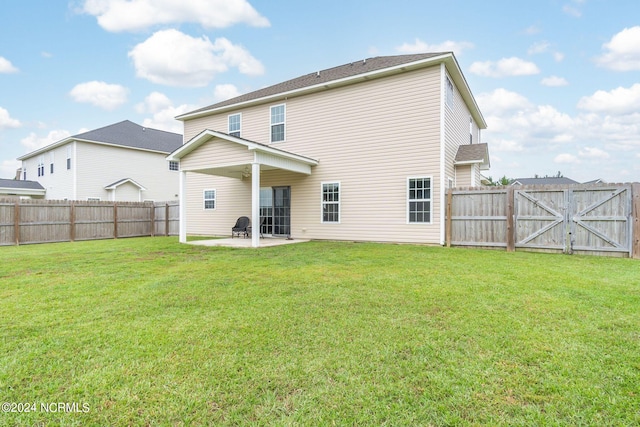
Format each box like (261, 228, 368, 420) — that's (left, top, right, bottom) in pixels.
(183, 66, 445, 243)
(76, 142, 178, 202)
(180, 138, 254, 171)
(444, 71, 481, 186)
(455, 165, 472, 187)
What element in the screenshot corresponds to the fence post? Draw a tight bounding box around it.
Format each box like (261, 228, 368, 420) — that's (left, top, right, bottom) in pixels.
(70, 201, 76, 242)
(150, 203, 155, 237)
(633, 183, 640, 259)
(506, 186, 515, 252)
(14, 201, 20, 246)
(445, 189, 452, 247)
(113, 203, 118, 239)
(165, 203, 170, 237)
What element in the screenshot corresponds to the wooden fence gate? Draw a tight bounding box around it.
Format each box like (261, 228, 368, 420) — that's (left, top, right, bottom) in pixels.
(514, 185, 633, 256)
(447, 183, 639, 258)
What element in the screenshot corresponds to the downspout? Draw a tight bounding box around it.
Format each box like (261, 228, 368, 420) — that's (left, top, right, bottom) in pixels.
(439, 63, 446, 246)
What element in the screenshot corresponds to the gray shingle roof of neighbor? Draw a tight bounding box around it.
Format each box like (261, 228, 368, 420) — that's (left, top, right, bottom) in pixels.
(0, 178, 45, 190)
(512, 177, 579, 185)
(18, 120, 183, 160)
(178, 53, 448, 118)
(73, 120, 183, 153)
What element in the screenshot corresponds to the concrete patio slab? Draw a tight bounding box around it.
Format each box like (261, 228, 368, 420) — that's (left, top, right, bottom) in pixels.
(187, 237, 310, 248)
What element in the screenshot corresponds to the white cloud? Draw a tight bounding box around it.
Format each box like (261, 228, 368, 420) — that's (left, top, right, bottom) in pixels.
(489, 138, 524, 152)
(528, 41, 550, 55)
(80, 0, 270, 32)
(69, 81, 129, 110)
(135, 91, 173, 114)
(554, 153, 580, 164)
(21, 130, 71, 152)
(0, 56, 18, 73)
(396, 38, 474, 55)
(577, 83, 640, 115)
(128, 29, 264, 87)
(541, 76, 569, 87)
(595, 26, 640, 71)
(523, 25, 541, 35)
(579, 147, 610, 159)
(553, 52, 565, 62)
(469, 57, 540, 78)
(0, 107, 21, 129)
(136, 91, 195, 133)
(213, 84, 241, 102)
(476, 88, 532, 116)
(0, 159, 21, 179)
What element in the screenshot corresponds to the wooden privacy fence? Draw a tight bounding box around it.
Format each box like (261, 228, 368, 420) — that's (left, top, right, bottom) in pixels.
(0, 199, 179, 246)
(446, 183, 640, 258)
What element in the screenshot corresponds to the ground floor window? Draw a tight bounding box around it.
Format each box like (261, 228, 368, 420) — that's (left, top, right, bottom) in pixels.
(322, 182, 340, 223)
(408, 177, 431, 223)
(204, 189, 216, 210)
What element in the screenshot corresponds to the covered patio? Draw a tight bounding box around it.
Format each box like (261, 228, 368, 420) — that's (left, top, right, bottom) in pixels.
(167, 130, 318, 248)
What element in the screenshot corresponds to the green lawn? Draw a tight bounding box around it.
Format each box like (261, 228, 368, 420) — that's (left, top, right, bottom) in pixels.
(1, 237, 638, 426)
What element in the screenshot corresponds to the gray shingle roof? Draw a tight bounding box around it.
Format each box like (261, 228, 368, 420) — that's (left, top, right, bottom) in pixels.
(0, 178, 45, 190)
(455, 143, 489, 163)
(179, 53, 446, 118)
(73, 120, 182, 153)
(512, 177, 579, 185)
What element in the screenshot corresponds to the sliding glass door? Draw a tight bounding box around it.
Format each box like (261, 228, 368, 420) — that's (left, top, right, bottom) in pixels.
(260, 186, 290, 237)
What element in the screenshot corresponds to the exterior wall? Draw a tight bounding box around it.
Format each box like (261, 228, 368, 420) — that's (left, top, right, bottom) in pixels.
(180, 137, 254, 171)
(183, 66, 446, 244)
(75, 142, 178, 202)
(21, 143, 74, 200)
(455, 165, 472, 187)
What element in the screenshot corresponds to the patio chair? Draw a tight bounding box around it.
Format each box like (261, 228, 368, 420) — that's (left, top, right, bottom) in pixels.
(231, 216, 250, 238)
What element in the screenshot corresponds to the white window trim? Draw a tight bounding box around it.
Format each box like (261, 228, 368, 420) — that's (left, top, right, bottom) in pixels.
(270, 103, 286, 143)
(203, 189, 216, 210)
(406, 176, 433, 225)
(321, 181, 341, 224)
(228, 113, 242, 137)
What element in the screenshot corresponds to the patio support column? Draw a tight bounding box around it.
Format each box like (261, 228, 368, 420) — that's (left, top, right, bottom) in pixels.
(179, 170, 187, 243)
(251, 162, 260, 248)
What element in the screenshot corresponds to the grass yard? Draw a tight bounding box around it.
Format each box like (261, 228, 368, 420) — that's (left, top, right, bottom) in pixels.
(0, 237, 638, 425)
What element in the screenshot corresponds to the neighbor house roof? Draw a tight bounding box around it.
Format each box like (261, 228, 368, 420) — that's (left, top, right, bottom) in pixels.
(0, 178, 46, 196)
(454, 143, 490, 170)
(512, 177, 579, 185)
(177, 53, 487, 129)
(18, 120, 183, 160)
(104, 178, 147, 191)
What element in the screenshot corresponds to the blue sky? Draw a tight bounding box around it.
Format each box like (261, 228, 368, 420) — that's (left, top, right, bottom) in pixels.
(1, 0, 639, 183)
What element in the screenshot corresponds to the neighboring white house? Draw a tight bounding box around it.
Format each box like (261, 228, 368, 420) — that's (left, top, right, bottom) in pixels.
(168, 52, 490, 246)
(18, 120, 182, 202)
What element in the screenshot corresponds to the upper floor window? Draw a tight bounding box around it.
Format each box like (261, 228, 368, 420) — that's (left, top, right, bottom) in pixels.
(322, 182, 340, 223)
(228, 113, 241, 137)
(270, 104, 285, 142)
(23, 167, 27, 180)
(408, 177, 432, 223)
(169, 160, 179, 171)
(445, 76, 454, 110)
(66, 145, 72, 170)
(38, 156, 45, 177)
(50, 152, 54, 174)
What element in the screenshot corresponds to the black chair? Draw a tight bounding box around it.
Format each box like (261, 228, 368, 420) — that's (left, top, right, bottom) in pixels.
(231, 216, 250, 238)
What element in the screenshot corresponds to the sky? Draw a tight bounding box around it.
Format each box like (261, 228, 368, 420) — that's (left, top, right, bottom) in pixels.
(1, 0, 639, 183)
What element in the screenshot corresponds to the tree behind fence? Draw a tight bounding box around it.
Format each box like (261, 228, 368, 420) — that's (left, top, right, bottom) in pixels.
(0, 199, 179, 246)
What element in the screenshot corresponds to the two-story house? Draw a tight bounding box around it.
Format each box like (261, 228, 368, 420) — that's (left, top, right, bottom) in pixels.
(168, 53, 490, 246)
(18, 120, 182, 202)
